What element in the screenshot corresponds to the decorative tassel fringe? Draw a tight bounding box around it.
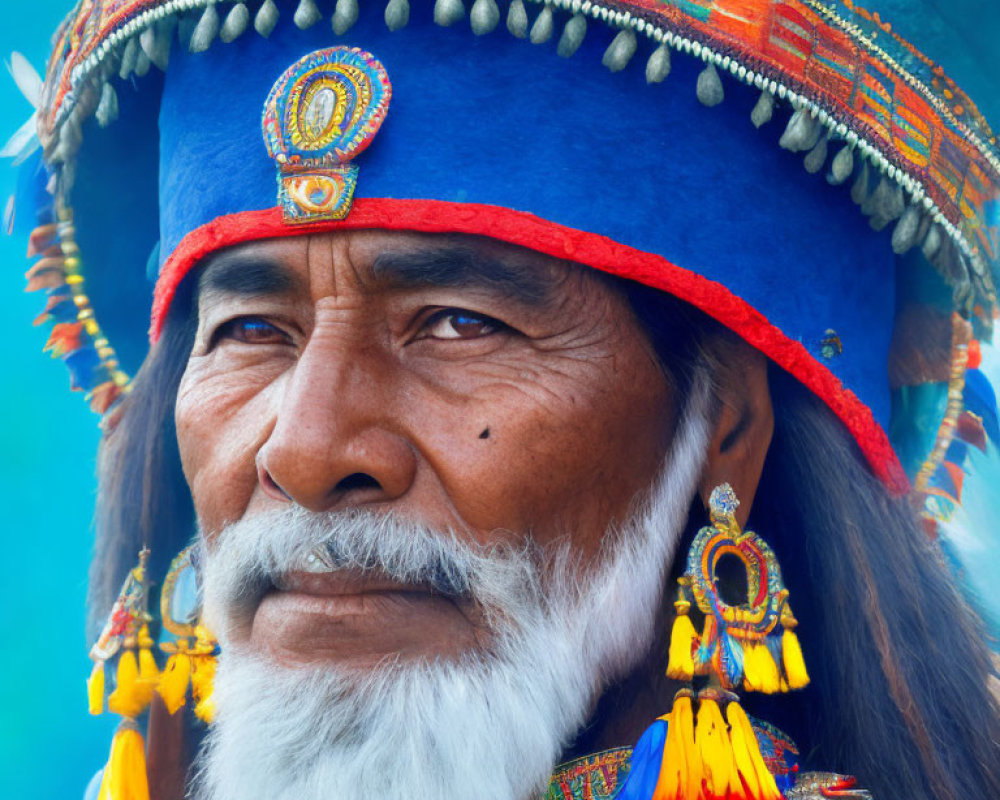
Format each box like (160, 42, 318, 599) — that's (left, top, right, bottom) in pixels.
(653, 691, 700, 800)
(191, 653, 217, 723)
(619, 690, 787, 799)
(157, 652, 192, 715)
(742, 641, 781, 694)
(726, 702, 782, 800)
(696, 695, 741, 797)
(97, 722, 150, 800)
(137, 625, 159, 684)
(108, 651, 145, 719)
(88, 661, 105, 716)
(781, 615, 809, 689)
(666, 600, 697, 681)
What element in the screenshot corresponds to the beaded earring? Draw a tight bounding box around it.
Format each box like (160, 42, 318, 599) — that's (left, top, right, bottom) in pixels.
(85, 544, 219, 800)
(86, 548, 158, 800)
(617, 483, 811, 800)
(665, 483, 809, 694)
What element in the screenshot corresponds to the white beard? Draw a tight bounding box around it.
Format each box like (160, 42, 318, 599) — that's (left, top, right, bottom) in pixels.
(194, 384, 710, 800)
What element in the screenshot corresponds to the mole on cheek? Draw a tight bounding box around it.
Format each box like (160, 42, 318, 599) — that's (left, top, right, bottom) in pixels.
(479, 428, 490, 440)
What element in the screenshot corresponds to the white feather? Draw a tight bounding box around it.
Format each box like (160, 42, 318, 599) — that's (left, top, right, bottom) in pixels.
(1, 112, 40, 165)
(7, 52, 42, 108)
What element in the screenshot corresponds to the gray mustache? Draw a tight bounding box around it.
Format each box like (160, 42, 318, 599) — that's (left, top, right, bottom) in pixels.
(308, 538, 474, 598)
(202, 508, 541, 621)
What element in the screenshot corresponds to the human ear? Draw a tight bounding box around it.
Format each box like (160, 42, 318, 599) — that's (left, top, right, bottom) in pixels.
(697, 339, 774, 527)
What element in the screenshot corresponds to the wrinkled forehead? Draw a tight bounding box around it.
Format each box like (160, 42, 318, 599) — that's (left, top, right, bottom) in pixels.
(190, 231, 588, 309)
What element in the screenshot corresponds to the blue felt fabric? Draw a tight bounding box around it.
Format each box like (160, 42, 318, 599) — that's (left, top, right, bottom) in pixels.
(150, 2, 894, 427)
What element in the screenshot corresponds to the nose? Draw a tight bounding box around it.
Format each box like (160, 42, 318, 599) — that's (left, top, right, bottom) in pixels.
(257, 330, 417, 511)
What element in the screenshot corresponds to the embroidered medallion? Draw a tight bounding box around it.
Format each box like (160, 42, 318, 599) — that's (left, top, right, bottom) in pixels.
(262, 46, 391, 223)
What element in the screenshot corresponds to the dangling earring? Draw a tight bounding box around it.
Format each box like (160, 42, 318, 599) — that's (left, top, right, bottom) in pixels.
(86, 544, 220, 800)
(666, 483, 809, 693)
(86, 548, 159, 800)
(617, 483, 810, 800)
(157, 543, 219, 724)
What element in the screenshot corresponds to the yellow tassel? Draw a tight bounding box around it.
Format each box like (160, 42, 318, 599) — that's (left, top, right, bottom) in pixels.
(666, 602, 698, 681)
(108, 651, 152, 719)
(157, 652, 192, 715)
(191, 655, 217, 723)
(742, 642, 761, 693)
(743, 642, 781, 695)
(653, 691, 704, 800)
(137, 626, 160, 685)
(781, 627, 810, 689)
(726, 702, 782, 800)
(98, 722, 150, 800)
(675, 694, 702, 800)
(653, 709, 682, 800)
(695, 696, 740, 799)
(88, 661, 105, 716)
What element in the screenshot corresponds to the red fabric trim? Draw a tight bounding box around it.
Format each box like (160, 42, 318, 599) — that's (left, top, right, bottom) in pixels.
(152, 198, 909, 495)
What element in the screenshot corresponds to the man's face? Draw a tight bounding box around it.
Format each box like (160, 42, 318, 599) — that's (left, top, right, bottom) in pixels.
(175, 230, 675, 668)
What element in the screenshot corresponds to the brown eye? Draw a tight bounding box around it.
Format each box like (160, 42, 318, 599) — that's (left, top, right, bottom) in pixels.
(214, 316, 290, 346)
(423, 310, 501, 340)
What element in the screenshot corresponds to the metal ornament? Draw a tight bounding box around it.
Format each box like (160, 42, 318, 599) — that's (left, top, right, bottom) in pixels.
(262, 46, 392, 223)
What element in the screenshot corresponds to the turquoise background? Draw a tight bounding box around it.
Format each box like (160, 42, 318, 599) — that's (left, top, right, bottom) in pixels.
(1, 2, 999, 799)
(0, 7, 117, 800)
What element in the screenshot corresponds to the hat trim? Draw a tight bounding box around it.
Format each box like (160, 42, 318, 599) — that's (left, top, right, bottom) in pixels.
(151, 197, 910, 494)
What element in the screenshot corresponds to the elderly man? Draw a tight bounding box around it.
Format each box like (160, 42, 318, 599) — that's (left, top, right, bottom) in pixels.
(6, 1, 1000, 799)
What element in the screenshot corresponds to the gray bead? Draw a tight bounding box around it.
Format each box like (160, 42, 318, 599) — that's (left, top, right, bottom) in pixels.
(602, 29, 637, 73)
(254, 0, 280, 37)
(696, 62, 724, 106)
(750, 90, 773, 128)
(645, 43, 671, 84)
(385, 0, 410, 31)
(189, 4, 220, 53)
(529, 6, 554, 44)
(293, 0, 322, 30)
(220, 3, 250, 43)
(332, 0, 360, 34)
(434, 0, 465, 27)
(470, 0, 500, 35)
(557, 14, 587, 57)
(506, 0, 528, 38)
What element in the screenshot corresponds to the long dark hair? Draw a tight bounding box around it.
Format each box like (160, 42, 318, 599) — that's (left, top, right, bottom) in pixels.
(93, 268, 1000, 799)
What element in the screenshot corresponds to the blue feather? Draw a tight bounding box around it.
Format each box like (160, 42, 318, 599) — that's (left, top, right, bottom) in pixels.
(63, 346, 104, 391)
(945, 439, 968, 466)
(614, 718, 667, 800)
(963, 369, 999, 445)
(47, 299, 80, 324)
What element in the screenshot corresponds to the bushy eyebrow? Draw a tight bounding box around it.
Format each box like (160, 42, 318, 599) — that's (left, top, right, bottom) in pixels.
(371, 245, 553, 305)
(197, 252, 302, 300)
(195, 243, 554, 306)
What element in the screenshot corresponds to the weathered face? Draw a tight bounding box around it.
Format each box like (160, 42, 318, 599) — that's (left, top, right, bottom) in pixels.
(175, 230, 674, 668)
